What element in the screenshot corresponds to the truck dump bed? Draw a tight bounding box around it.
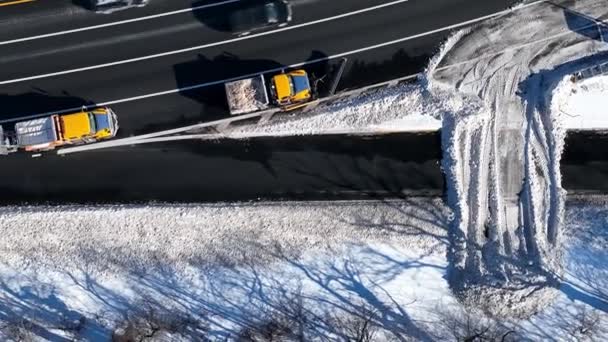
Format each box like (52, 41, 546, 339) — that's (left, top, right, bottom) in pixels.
(15, 116, 59, 149)
(225, 75, 270, 115)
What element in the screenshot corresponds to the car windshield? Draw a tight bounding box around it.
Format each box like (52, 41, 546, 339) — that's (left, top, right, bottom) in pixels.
(292, 75, 310, 94)
(265, 3, 279, 23)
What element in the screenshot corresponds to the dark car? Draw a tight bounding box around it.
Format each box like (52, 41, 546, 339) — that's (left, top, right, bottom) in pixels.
(229, 0, 292, 36)
(82, 0, 149, 14)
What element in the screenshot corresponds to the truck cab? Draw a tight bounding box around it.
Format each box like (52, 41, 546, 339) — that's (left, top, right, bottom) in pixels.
(59, 107, 118, 143)
(270, 69, 312, 109)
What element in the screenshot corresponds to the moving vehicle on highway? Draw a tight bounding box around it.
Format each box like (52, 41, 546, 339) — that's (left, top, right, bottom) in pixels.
(225, 70, 312, 115)
(0, 107, 119, 154)
(82, 0, 149, 14)
(229, 0, 292, 36)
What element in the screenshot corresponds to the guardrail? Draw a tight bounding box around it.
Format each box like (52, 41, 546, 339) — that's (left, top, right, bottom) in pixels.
(57, 72, 421, 155)
(574, 61, 608, 81)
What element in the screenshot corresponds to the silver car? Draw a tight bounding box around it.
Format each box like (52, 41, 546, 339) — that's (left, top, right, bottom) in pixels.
(83, 0, 149, 14)
(229, 0, 292, 36)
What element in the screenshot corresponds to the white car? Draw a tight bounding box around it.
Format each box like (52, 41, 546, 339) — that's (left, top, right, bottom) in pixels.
(83, 0, 149, 14)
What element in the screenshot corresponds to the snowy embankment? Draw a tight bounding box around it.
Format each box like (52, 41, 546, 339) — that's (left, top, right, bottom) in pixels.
(0, 198, 605, 341)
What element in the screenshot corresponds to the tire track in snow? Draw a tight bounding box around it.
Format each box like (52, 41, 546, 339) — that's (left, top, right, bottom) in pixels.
(429, 0, 608, 317)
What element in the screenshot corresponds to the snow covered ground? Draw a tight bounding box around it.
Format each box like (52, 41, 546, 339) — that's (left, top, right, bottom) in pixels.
(0, 197, 605, 341)
(559, 73, 608, 130)
(425, 0, 608, 314)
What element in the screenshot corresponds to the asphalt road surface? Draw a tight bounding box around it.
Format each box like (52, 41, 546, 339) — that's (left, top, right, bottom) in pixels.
(562, 131, 608, 194)
(0, 133, 444, 203)
(1, 0, 521, 135)
(0, 0, 529, 203)
(0, 130, 604, 204)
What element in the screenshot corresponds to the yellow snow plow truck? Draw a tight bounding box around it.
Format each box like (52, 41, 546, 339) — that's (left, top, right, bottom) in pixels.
(0, 107, 119, 154)
(225, 70, 313, 115)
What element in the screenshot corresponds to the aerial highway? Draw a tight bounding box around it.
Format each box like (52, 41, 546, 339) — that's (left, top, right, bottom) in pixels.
(0, 0, 539, 202)
(0, 0, 520, 135)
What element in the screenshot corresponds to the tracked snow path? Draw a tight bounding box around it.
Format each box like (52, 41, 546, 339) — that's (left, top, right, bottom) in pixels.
(428, 0, 608, 316)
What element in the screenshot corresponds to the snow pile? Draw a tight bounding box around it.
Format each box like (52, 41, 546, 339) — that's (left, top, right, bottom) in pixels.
(188, 1, 608, 140)
(556, 73, 608, 130)
(427, 0, 608, 317)
(225, 77, 269, 115)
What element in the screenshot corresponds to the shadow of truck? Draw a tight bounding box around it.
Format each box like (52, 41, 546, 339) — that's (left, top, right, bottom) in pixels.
(173, 53, 285, 122)
(0, 91, 94, 124)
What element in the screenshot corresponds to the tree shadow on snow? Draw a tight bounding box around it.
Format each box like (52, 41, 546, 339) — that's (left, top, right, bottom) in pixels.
(0, 239, 446, 340)
(0, 274, 108, 341)
(3, 221, 605, 340)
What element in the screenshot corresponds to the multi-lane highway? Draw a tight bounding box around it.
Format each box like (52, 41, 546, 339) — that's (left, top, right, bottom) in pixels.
(0, 0, 530, 202)
(1, 0, 520, 134)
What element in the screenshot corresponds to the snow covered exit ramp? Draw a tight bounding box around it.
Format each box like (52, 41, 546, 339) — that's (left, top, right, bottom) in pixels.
(428, 0, 608, 316)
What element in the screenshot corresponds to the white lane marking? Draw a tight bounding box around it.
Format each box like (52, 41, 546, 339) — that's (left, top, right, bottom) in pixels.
(0, 0, 548, 124)
(0, 0, 412, 85)
(0, 0, 241, 46)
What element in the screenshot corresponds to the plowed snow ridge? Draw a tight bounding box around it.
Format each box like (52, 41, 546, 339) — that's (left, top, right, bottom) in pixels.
(427, 0, 608, 316)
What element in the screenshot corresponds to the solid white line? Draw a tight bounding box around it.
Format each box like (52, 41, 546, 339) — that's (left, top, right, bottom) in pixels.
(0, 0, 241, 46)
(0, 0, 548, 125)
(0, 0, 411, 85)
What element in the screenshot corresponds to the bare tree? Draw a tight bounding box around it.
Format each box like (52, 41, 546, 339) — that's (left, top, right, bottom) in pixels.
(568, 306, 602, 341)
(237, 318, 294, 342)
(432, 305, 518, 342)
(331, 310, 379, 342)
(52, 315, 87, 341)
(112, 304, 204, 342)
(1, 319, 36, 342)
